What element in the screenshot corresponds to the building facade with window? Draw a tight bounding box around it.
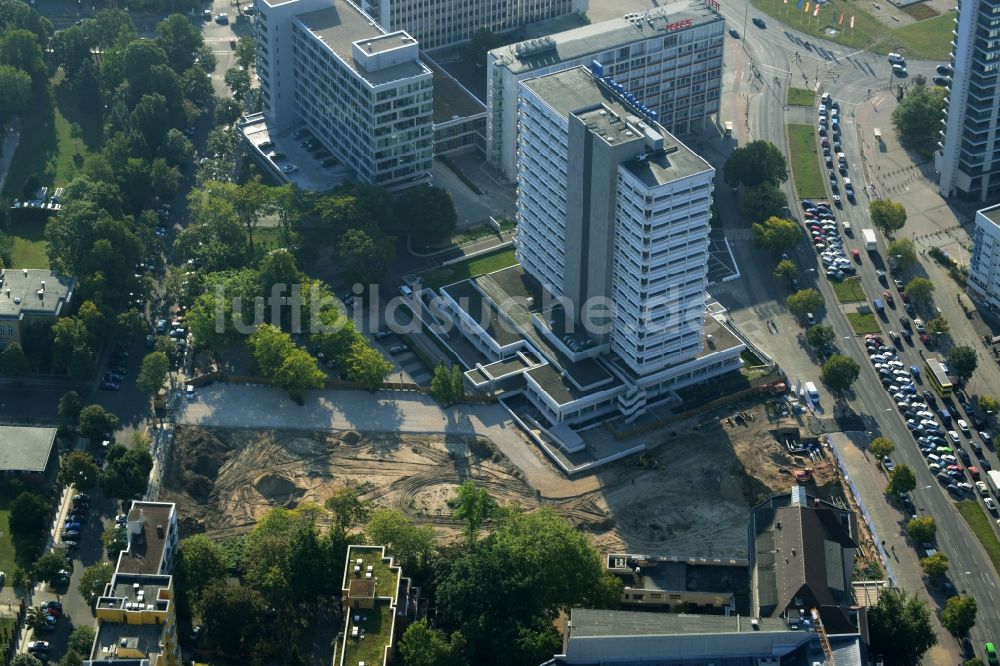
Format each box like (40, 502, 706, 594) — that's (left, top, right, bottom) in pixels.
(935, 0, 1000, 200)
(254, 0, 434, 190)
(969, 203, 1000, 311)
(357, 0, 588, 50)
(487, 0, 724, 181)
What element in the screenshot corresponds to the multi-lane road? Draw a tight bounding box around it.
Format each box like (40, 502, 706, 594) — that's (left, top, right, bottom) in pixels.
(713, 3, 1000, 654)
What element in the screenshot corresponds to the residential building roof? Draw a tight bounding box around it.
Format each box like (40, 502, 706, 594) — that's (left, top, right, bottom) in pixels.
(568, 609, 791, 636)
(0, 268, 74, 320)
(490, 1, 722, 75)
(0, 425, 57, 473)
(92, 621, 165, 663)
(116, 503, 174, 576)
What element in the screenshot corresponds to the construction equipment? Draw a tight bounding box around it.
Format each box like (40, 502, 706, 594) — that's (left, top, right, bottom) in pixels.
(811, 608, 835, 665)
(638, 455, 659, 469)
(794, 469, 814, 483)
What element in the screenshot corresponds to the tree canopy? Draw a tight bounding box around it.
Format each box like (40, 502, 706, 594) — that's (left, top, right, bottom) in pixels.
(942, 595, 977, 636)
(395, 186, 458, 244)
(785, 288, 824, 321)
(870, 199, 907, 235)
(946, 345, 978, 382)
(100, 443, 153, 500)
(78, 404, 119, 442)
(58, 451, 100, 491)
(740, 183, 788, 226)
(904, 277, 934, 308)
(869, 437, 895, 460)
(751, 216, 801, 254)
(723, 140, 788, 188)
(891, 85, 947, 155)
(804, 324, 836, 352)
(887, 464, 917, 495)
(887, 238, 917, 271)
(773, 259, 798, 281)
(920, 552, 949, 581)
(136, 351, 170, 394)
(821, 354, 860, 395)
(868, 588, 937, 665)
(248, 324, 326, 399)
(906, 516, 936, 544)
(78, 561, 114, 605)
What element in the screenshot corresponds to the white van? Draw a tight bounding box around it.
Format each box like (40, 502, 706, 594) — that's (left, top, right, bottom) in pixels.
(888, 52, 904, 63)
(927, 453, 941, 465)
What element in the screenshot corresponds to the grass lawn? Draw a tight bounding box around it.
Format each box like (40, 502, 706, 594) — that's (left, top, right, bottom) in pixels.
(832, 276, 867, 303)
(889, 12, 957, 61)
(5, 216, 49, 268)
(422, 248, 518, 289)
(750, 0, 954, 59)
(787, 87, 815, 107)
(787, 124, 826, 200)
(847, 312, 881, 334)
(341, 601, 393, 666)
(0, 508, 14, 577)
(0, 616, 15, 657)
(956, 500, 1000, 576)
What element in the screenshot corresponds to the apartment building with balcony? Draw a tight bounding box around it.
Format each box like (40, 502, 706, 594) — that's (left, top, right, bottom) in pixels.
(253, 0, 434, 191)
(486, 0, 724, 181)
(356, 0, 588, 50)
(441, 66, 743, 437)
(935, 0, 1000, 200)
(969, 203, 1000, 311)
(85, 502, 181, 666)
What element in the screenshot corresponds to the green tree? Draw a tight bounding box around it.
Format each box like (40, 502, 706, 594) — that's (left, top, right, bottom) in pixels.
(311, 307, 362, 366)
(155, 13, 202, 72)
(887, 464, 917, 495)
(24, 606, 49, 634)
(224, 66, 251, 101)
(927, 315, 950, 336)
(99, 444, 153, 500)
(804, 324, 836, 351)
(174, 535, 227, 614)
(68, 625, 96, 655)
(214, 97, 242, 126)
(868, 587, 937, 666)
(62, 650, 84, 666)
(78, 404, 119, 442)
(920, 552, 949, 581)
(821, 354, 860, 394)
(58, 451, 99, 491)
(258, 248, 302, 295)
(773, 259, 798, 281)
(979, 394, 999, 416)
(906, 516, 936, 544)
(870, 199, 907, 235)
(150, 158, 181, 199)
(248, 324, 326, 398)
(723, 140, 788, 188)
(452, 480, 495, 543)
(395, 186, 458, 243)
(324, 486, 369, 537)
(942, 595, 978, 636)
(432, 362, 457, 404)
(946, 345, 978, 382)
(398, 620, 465, 666)
(0, 29, 46, 84)
(751, 216, 801, 254)
(740, 183, 788, 226)
(785, 288, 824, 321)
(0, 341, 30, 376)
(365, 508, 436, 570)
(74, 57, 102, 113)
(904, 277, 935, 308)
(59, 391, 83, 427)
(236, 36, 256, 69)
(0, 64, 31, 130)
(51, 25, 92, 76)
(136, 351, 170, 394)
(32, 550, 68, 585)
(11, 652, 43, 666)
(198, 580, 267, 656)
(8, 491, 49, 536)
(888, 238, 918, 271)
(102, 525, 127, 555)
(450, 364, 464, 401)
(869, 437, 895, 460)
(159, 128, 195, 166)
(336, 227, 396, 285)
(346, 339, 393, 390)
(77, 561, 113, 605)
(891, 85, 947, 155)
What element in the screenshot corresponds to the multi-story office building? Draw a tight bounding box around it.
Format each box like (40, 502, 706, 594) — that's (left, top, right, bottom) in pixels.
(85, 502, 181, 666)
(254, 0, 434, 190)
(936, 0, 1000, 201)
(357, 0, 588, 50)
(487, 1, 724, 181)
(969, 203, 1000, 312)
(441, 66, 744, 432)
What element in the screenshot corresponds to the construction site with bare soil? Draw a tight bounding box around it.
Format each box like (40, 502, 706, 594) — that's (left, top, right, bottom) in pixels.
(160, 399, 857, 559)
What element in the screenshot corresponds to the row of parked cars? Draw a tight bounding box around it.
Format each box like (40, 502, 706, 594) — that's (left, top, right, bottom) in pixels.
(256, 127, 339, 178)
(800, 199, 856, 282)
(817, 94, 856, 205)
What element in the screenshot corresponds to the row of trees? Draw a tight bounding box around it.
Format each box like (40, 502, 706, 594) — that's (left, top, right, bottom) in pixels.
(724, 140, 790, 226)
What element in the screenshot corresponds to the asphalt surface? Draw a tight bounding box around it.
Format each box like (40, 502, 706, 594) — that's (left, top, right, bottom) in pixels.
(721, 5, 1000, 655)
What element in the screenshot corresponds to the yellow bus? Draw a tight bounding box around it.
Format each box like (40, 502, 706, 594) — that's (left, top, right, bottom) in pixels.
(925, 357, 953, 397)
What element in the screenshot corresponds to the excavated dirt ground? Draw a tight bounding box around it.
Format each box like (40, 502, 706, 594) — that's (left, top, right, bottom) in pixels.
(160, 402, 842, 558)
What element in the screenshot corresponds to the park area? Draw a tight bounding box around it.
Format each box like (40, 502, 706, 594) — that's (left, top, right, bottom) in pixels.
(160, 401, 844, 559)
(787, 87, 814, 107)
(833, 277, 867, 303)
